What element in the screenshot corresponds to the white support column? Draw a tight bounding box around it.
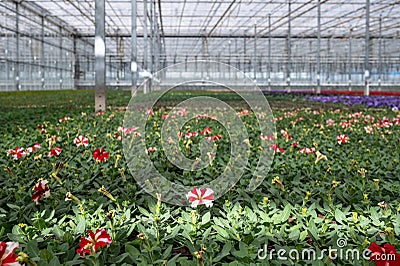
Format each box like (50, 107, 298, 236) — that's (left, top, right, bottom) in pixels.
(95, 0, 106, 112)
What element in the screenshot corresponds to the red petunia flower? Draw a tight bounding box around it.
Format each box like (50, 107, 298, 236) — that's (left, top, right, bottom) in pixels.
(6, 147, 26, 160)
(76, 229, 112, 257)
(32, 180, 50, 205)
(368, 242, 400, 266)
(48, 147, 62, 157)
(146, 147, 156, 153)
(0, 241, 19, 266)
(336, 134, 349, 144)
(93, 148, 109, 162)
(186, 187, 214, 208)
(74, 136, 89, 147)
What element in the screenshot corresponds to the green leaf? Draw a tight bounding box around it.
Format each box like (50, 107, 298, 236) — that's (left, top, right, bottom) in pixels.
(26, 240, 40, 259)
(279, 204, 291, 223)
(308, 219, 320, 241)
(213, 225, 229, 239)
(74, 216, 85, 235)
(334, 208, 346, 224)
(201, 212, 211, 225)
(126, 244, 140, 258)
(214, 242, 232, 262)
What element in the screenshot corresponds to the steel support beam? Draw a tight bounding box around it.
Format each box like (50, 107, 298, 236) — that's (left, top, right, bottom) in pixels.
(95, 0, 106, 112)
(268, 13, 271, 91)
(348, 28, 352, 91)
(316, 0, 321, 93)
(286, 0, 291, 92)
(378, 14, 382, 91)
(364, 0, 370, 96)
(73, 35, 80, 89)
(253, 24, 257, 82)
(15, 2, 20, 91)
(131, 0, 138, 94)
(41, 16, 45, 90)
(59, 26, 63, 90)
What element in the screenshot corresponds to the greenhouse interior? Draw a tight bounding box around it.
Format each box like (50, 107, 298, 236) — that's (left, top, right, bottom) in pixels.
(1, 0, 400, 265)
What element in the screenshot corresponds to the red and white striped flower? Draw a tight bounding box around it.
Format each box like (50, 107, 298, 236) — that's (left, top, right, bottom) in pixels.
(201, 127, 212, 135)
(26, 143, 41, 154)
(280, 129, 293, 140)
(299, 147, 315, 154)
(6, 147, 26, 160)
(261, 135, 275, 141)
(364, 126, 374, 134)
(59, 116, 71, 123)
(76, 229, 112, 257)
(32, 180, 50, 205)
(74, 136, 89, 147)
(336, 134, 349, 144)
(48, 147, 62, 157)
(93, 148, 109, 162)
(186, 187, 214, 208)
(269, 144, 285, 154)
(0, 241, 19, 266)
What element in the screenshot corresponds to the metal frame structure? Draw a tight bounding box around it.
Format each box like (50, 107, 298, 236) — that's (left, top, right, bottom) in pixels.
(1, 0, 400, 109)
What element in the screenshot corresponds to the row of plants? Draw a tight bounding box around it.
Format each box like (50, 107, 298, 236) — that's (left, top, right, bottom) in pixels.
(0, 90, 399, 265)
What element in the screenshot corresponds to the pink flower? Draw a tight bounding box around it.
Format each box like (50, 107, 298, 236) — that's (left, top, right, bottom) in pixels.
(269, 144, 285, 154)
(206, 135, 222, 141)
(145, 109, 154, 116)
(6, 147, 26, 160)
(378, 201, 387, 208)
(76, 229, 112, 257)
(118, 126, 138, 136)
(186, 187, 214, 208)
(201, 127, 212, 135)
(32, 180, 50, 205)
(326, 119, 335, 126)
(74, 136, 89, 147)
(337, 134, 349, 144)
(93, 148, 109, 162)
(48, 147, 62, 157)
(146, 147, 156, 153)
(0, 241, 19, 266)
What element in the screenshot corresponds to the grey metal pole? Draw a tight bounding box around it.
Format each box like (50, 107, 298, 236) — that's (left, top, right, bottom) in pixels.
(253, 24, 257, 82)
(316, 0, 321, 93)
(149, 0, 154, 73)
(348, 28, 352, 91)
(59, 26, 63, 90)
(73, 35, 80, 89)
(268, 13, 271, 90)
(95, 0, 106, 112)
(41, 16, 45, 90)
(364, 0, 370, 96)
(143, 0, 148, 71)
(378, 14, 382, 91)
(131, 0, 138, 94)
(15, 2, 20, 91)
(287, 0, 291, 92)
